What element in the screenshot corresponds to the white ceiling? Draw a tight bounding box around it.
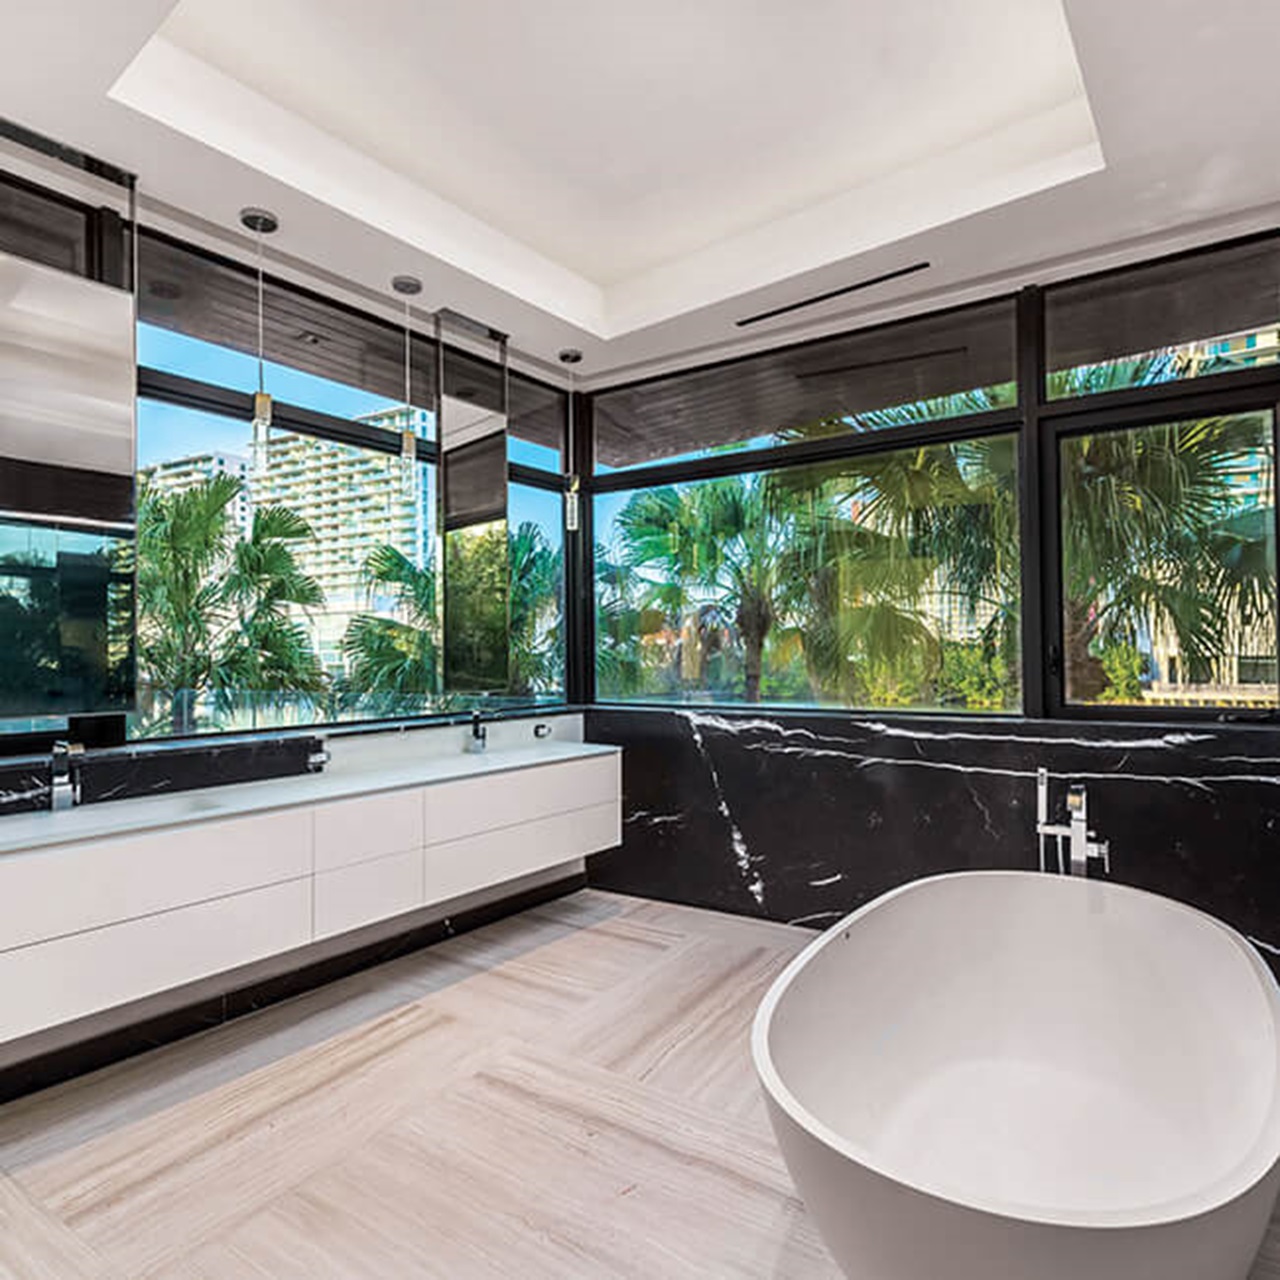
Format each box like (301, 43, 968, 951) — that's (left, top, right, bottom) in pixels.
(111, 0, 1100, 336)
(155, 0, 1094, 288)
(1, 0, 1279, 384)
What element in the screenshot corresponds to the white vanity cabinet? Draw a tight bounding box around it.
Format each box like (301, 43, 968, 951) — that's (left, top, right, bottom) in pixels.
(0, 745, 621, 1046)
(422, 753, 621, 905)
(312, 788, 426, 939)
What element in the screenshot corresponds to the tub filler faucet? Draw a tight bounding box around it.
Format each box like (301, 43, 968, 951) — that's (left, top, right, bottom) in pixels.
(1036, 768, 1110, 877)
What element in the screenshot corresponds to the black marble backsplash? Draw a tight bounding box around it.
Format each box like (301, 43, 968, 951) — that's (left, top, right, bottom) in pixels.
(0, 758, 51, 815)
(77, 735, 325, 805)
(585, 708, 1280, 972)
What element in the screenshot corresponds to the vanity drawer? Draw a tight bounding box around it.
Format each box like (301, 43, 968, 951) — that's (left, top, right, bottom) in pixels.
(313, 788, 424, 872)
(0, 808, 312, 953)
(423, 800, 619, 907)
(314, 847, 422, 939)
(0, 878, 311, 1045)
(423, 754, 619, 846)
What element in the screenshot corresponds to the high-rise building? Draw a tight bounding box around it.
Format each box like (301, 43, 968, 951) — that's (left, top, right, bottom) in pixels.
(138, 451, 253, 535)
(249, 408, 433, 670)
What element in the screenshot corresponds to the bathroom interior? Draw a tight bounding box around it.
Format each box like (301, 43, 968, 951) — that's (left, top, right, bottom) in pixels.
(1, 1, 1280, 1276)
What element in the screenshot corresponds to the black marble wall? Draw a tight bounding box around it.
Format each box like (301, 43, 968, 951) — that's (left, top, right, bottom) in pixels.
(585, 708, 1280, 970)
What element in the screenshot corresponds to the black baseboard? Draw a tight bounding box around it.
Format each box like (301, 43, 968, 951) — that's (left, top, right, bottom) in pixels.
(0, 871, 586, 1105)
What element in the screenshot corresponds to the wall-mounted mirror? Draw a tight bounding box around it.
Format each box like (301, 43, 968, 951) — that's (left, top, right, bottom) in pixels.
(0, 251, 136, 717)
(439, 324, 509, 694)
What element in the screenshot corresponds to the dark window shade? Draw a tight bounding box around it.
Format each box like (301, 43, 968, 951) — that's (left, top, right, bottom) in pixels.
(593, 299, 1017, 470)
(509, 373, 566, 464)
(1045, 236, 1280, 390)
(0, 458, 133, 524)
(442, 347, 565, 463)
(0, 181, 89, 276)
(443, 345, 504, 412)
(444, 433, 507, 531)
(137, 230, 437, 408)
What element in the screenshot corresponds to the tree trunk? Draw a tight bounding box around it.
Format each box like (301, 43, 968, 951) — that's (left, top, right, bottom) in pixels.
(1063, 597, 1108, 703)
(743, 631, 763, 703)
(737, 591, 774, 704)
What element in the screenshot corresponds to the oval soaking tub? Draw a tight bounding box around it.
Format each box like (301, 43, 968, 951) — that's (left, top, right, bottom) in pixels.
(752, 872, 1280, 1280)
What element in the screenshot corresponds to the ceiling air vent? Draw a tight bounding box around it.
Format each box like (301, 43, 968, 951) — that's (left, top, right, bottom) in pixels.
(735, 261, 931, 328)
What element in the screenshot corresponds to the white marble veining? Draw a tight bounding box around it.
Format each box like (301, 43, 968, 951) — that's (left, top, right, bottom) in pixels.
(0, 784, 48, 809)
(676, 711, 1274, 793)
(0, 735, 617, 858)
(685, 714, 763, 905)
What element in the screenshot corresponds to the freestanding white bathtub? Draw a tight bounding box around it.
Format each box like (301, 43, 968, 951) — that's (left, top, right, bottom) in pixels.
(752, 872, 1280, 1280)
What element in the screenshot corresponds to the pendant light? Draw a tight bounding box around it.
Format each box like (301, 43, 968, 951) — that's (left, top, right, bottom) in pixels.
(240, 207, 278, 473)
(391, 274, 423, 494)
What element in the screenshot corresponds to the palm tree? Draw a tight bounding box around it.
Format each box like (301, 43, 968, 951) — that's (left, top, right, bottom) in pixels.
(340, 544, 439, 711)
(509, 521, 562, 696)
(136, 476, 327, 734)
(613, 477, 795, 702)
(341, 521, 564, 704)
(1059, 413, 1274, 700)
(216, 504, 328, 719)
(594, 544, 649, 698)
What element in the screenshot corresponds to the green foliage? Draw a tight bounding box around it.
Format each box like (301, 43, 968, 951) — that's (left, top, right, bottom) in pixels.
(509, 520, 563, 696)
(340, 519, 563, 709)
(339, 544, 439, 713)
(937, 642, 1014, 710)
(136, 477, 326, 734)
(1059, 411, 1275, 701)
(1097, 643, 1146, 703)
(602, 432, 1023, 710)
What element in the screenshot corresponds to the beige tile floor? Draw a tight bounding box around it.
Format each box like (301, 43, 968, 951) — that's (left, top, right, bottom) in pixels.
(0, 888, 1273, 1279)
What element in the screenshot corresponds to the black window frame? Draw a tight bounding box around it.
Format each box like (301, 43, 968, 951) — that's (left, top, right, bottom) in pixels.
(3, 155, 1280, 750)
(581, 229, 1280, 724)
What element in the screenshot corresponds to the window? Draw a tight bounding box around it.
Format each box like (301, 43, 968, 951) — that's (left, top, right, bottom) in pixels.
(596, 434, 1020, 711)
(1058, 411, 1277, 709)
(134, 400, 438, 736)
(1045, 237, 1280, 399)
(509, 373, 566, 471)
(137, 232, 436, 438)
(508, 484, 565, 702)
(130, 231, 570, 737)
(593, 300, 1016, 473)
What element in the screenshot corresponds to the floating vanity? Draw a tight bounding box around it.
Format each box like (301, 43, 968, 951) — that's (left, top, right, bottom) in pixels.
(0, 732, 621, 1049)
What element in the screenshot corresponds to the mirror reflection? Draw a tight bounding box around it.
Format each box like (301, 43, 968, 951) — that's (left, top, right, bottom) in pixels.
(440, 338, 510, 694)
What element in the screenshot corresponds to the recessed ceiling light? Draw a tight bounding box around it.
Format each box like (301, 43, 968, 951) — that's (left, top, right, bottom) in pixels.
(239, 206, 279, 235)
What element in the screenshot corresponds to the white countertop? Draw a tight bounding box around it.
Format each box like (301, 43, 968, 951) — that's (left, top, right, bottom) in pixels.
(0, 741, 620, 856)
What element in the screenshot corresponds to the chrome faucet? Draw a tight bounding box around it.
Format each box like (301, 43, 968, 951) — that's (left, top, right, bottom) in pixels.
(50, 740, 84, 812)
(1036, 768, 1110, 877)
(467, 709, 488, 754)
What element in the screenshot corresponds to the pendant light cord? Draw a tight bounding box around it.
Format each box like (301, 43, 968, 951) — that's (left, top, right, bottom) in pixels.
(403, 296, 412, 416)
(255, 229, 265, 395)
